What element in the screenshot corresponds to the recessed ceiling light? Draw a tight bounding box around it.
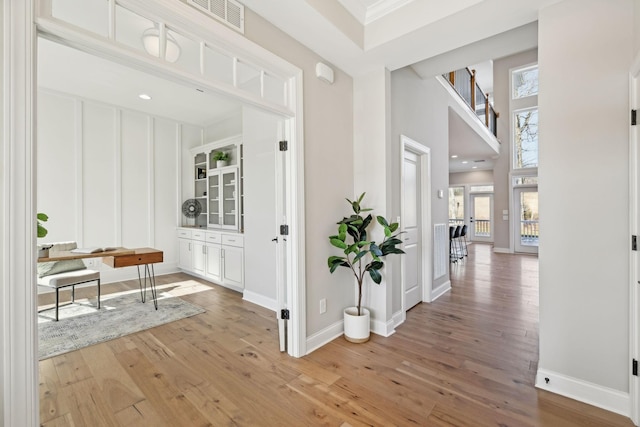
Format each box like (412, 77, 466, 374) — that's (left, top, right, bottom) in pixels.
(139, 94, 152, 100)
(462, 161, 468, 164)
(472, 166, 478, 169)
(451, 155, 458, 158)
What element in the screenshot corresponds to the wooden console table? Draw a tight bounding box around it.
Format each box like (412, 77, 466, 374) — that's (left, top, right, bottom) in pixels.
(39, 247, 164, 310)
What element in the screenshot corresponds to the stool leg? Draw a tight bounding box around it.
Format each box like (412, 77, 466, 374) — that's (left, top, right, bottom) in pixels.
(97, 279, 101, 309)
(72, 285, 75, 302)
(55, 288, 59, 321)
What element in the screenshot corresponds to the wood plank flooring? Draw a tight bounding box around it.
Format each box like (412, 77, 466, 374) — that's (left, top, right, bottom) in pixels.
(39, 244, 634, 426)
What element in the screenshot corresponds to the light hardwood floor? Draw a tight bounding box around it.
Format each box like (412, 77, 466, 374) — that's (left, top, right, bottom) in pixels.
(39, 244, 634, 426)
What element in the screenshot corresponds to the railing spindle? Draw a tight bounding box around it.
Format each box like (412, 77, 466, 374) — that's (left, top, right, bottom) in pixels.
(470, 69, 476, 111)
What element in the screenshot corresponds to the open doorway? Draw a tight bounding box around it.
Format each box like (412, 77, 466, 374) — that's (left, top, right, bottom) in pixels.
(4, 1, 306, 420)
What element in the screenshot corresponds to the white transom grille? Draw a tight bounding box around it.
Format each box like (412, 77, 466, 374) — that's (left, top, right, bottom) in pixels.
(188, 0, 245, 33)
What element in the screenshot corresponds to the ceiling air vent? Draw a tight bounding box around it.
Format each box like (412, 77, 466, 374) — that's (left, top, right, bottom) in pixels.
(188, 0, 245, 33)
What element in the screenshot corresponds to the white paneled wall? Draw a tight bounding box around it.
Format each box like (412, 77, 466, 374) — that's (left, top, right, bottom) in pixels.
(37, 90, 202, 282)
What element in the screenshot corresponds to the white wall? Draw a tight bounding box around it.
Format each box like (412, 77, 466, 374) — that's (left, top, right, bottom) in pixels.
(538, 0, 633, 406)
(354, 67, 395, 334)
(390, 69, 452, 312)
(449, 170, 493, 186)
(38, 90, 202, 281)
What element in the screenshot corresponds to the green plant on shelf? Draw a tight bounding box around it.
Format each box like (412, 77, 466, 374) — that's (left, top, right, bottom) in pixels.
(212, 151, 229, 161)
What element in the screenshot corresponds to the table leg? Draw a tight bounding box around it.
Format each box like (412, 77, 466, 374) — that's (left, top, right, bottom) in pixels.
(146, 264, 158, 310)
(136, 265, 146, 303)
(136, 264, 158, 310)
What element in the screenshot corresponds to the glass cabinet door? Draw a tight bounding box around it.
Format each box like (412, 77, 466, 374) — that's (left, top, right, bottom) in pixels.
(221, 169, 238, 228)
(208, 173, 220, 226)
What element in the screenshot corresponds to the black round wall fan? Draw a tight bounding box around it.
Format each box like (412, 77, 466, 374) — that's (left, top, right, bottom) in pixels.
(182, 199, 202, 219)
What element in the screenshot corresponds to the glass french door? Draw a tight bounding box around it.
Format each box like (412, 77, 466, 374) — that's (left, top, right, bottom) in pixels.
(470, 194, 493, 242)
(514, 188, 539, 253)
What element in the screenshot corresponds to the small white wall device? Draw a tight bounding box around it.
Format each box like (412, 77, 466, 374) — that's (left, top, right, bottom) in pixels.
(315, 62, 334, 84)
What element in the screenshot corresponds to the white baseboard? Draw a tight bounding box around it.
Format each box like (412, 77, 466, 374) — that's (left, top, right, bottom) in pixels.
(493, 247, 511, 254)
(242, 290, 277, 312)
(392, 310, 405, 328)
(536, 368, 630, 417)
(371, 316, 396, 337)
(431, 280, 451, 301)
(306, 319, 344, 354)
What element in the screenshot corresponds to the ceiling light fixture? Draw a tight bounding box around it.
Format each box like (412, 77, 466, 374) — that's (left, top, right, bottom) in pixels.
(138, 93, 152, 100)
(142, 26, 181, 63)
(451, 155, 458, 158)
(462, 161, 468, 164)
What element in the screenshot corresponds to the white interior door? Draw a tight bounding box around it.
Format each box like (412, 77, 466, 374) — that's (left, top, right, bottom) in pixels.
(470, 194, 493, 242)
(514, 187, 539, 254)
(403, 150, 422, 311)
(242, 107, 279, 310)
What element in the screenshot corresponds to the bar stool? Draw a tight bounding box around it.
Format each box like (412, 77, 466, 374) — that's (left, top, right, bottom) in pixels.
(460, 224, 468, 257)
(450, 225, 462, 261)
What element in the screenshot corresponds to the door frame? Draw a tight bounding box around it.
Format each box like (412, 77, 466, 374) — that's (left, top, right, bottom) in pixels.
(469, 192, 494, 243)
(628, 51, 640, 426)
(3, 0, 307, 422)
(400, 135, 432, 316)
(513, 186, 539, 254)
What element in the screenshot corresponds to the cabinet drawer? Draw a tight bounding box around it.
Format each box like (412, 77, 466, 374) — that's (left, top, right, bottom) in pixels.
(222, 234, 244, 247)
(177, 228, 192, 239)
(192, 230, 206, 241)
(206, 232, 222, 244)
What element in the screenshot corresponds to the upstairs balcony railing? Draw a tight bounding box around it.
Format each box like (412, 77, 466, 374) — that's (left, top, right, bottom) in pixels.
(444, 68, 499, 137)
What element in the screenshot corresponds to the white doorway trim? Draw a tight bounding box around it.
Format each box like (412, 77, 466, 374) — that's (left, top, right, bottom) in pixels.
(3, 2, 39, 425)
(400, 135, 432, 311)
(628, 50, 640, 426)
(3, 0, 307, 423)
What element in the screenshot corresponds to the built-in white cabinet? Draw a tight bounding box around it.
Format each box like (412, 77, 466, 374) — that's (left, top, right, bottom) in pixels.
(177, 227, 244, 291)
(189, 135, 243, 231)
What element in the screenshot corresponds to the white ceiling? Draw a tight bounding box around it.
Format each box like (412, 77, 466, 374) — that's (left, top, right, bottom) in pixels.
(338, 0, 416, 25)
(448, 108, 497, 173)
(38, 38, 242, 127)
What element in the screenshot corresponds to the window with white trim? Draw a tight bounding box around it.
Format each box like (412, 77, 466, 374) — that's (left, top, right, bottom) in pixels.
(510, 64, 539, 171)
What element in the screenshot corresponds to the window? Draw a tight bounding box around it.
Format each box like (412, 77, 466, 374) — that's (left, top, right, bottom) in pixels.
(512, 66, 539, 99)
(513, 176, 538, 186)
(511, 64, 538, 170)
(514, 108, 539, 169)
(448, 187, 464, 224)
(470, 185, 494, 193)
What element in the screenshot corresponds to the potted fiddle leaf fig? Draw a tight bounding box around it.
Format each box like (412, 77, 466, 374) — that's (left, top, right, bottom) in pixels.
(37, 212, 49, 238)
(37, 212, 52, 258)
(328, 193, 404, 343)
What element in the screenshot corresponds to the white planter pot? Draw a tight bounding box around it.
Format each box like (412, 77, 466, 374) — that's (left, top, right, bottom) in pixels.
(216, 160, 227, 168)
(343, 307, 370, 343)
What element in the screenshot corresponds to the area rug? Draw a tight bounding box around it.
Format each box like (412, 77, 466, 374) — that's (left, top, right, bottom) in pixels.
(38, 286, 205, 360)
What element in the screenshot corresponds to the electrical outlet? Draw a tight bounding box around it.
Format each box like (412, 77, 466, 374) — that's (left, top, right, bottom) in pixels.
(319, 298, 327, 314)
